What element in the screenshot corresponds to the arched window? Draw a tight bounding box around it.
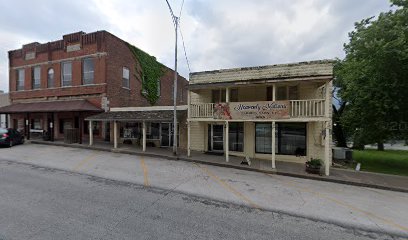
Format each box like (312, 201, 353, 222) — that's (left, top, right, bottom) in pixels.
(47, 68, 54, 88)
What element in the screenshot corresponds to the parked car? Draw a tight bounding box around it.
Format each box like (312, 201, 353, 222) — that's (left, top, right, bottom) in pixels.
(0, 128, 24, 147)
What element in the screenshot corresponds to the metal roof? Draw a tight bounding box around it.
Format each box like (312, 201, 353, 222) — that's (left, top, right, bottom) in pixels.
(85, 110, 186, 122)
(0, 100, 102, 114)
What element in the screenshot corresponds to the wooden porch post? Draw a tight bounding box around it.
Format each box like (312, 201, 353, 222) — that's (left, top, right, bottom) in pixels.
(324, 121, 330, 176)
(51, 113, 55, 142)
(272, 83, 276, 101)
(187, 90, 191, 157)
(324, 80, 332, 176)
(142, 121, 146, 152)
(113, 121, 118, 149)
(89, 120, 93, 146)
(187, 121, 191, 157)
(78, 112, 83, 144)
(225, 121, 229, 162)
(272, 121, 276, 169)
(26, 113, 30, 140)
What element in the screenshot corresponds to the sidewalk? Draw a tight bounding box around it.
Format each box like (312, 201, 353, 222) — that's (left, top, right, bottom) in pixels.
(30, 139, 408, 193)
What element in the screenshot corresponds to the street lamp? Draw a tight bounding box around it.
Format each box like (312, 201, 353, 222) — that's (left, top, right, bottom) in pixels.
(165, 0, 179, 156)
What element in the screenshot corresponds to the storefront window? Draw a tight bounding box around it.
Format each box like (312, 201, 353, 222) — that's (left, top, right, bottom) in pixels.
(255, 123, 273, 154)
(120, 122, 140, 139)
(229, 122, 244, 152)
(255, 122, 306, 155)
(148, 123, 160, 139)
(278, 123, 306, 155)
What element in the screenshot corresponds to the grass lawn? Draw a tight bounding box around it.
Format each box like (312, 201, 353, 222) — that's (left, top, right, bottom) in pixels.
(353, 149, 408, 176)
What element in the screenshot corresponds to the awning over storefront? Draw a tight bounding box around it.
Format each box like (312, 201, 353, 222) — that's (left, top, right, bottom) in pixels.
(85, 110, 186, 122)
(0, 100, 102, 114)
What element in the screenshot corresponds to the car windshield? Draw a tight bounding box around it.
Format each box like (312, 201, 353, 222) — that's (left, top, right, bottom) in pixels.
(0, 129, 8, 134)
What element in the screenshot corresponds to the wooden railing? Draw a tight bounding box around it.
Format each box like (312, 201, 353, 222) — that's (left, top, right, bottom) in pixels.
(190, 103, 215, 118)
(190, 100, 326, 119)
(290, 99, 325, 117)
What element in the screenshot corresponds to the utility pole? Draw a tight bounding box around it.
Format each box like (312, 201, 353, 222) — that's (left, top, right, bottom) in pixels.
(165, 0, 178, 156)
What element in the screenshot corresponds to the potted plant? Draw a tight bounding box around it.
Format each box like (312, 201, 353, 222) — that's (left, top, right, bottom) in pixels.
(305, 158, 322, 175)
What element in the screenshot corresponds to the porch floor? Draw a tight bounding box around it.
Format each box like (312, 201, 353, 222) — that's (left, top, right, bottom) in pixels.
(30, 139, 408, 193)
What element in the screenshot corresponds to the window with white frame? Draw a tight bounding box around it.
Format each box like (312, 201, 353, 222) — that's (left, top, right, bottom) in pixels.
(32, 66, 41, 89)
(47, 68, 54, 88)
(122, 67, 130, 88)
(61, 61, 72, 86)
(82, 58, 94, 85)
(16, 69, 25, 91)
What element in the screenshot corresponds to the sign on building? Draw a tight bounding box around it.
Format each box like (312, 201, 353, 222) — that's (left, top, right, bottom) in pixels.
(214, 101, 290, 120)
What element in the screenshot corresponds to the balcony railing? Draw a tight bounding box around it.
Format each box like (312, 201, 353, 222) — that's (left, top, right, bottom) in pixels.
(190, 99, 326, 119)
(190, 103, 215, 118)
(290, 99, 325, 117)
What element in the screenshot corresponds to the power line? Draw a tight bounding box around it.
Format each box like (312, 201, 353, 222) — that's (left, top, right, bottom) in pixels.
(178, 0, 185, 20)
(179, 24, 191, 73)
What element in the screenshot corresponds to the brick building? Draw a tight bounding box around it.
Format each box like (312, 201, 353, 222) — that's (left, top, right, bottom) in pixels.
(0, 91, 10, 128)
(0, 31, 188, 147)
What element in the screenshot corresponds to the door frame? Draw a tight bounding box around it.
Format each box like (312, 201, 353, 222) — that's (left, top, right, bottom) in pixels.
(208, 123, 224, 153)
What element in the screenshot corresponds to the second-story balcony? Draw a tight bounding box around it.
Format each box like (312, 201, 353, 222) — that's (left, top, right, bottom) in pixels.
(190, 99, 326, 120)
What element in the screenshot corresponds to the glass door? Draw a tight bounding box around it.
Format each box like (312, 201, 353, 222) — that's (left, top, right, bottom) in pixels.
(209, 124, 224, 152)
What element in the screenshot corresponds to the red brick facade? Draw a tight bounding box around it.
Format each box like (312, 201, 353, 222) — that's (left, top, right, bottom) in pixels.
(7, 31, 188, 142)
(8, 30, 187, 107)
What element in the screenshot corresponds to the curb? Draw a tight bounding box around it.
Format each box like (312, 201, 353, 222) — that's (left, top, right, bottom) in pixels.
(30, 140, 408, 194)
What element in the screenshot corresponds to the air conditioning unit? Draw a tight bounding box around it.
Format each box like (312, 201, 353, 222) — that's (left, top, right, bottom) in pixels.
(332, 147, 353, 162)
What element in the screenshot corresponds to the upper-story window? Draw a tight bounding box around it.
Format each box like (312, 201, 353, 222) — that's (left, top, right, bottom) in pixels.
(47, 68, 54, 88)
(61, 61, 72, 87)
(32, 66, 41, 89)
(277, 86, 287, 100)
(230, 89, 239, 102)
(212, 89, 226, 103)
(276, 85, 298, 100)
(82, 58, 94, 85)
(122, 67, 130, 89)
(16, 69, 25, 91)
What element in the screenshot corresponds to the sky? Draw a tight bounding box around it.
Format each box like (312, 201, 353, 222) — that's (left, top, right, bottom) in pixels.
(0, 0, 392, 92)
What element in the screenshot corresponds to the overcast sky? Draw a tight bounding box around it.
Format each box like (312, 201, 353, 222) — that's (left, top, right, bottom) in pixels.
(0, 0, 392, 92)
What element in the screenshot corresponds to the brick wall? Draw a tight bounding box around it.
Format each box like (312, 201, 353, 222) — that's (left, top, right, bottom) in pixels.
(8, 30, 188, 109)
(104, 32, 188, 108)
(8, 31, 108, 106)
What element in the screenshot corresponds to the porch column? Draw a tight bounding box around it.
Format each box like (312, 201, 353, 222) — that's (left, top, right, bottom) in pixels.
(26, 113, 30, 140)
(187, 90, 191, 157)
(272, 84, 276, 101)
(226, 87, 230, 102)
(324, 121, 330, 176)
(271, 121, 276, 169)
(113, 121, 118, 149)
(225, 121, 229, 162)
(187, 121, 191, 157)
(142, 121, 146, 152)
(78, 113, 83, 144)
(89, 120, 93, 146)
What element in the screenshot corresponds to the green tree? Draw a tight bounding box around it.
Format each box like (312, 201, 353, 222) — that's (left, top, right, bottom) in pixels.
(335, 0, 408, 150)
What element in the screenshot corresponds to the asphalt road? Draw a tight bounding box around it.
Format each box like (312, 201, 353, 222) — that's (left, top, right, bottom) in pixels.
(0, 160, 402, 240)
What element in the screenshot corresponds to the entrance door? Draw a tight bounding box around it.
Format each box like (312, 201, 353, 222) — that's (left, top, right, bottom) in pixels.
(209, 124, 224, 152)
(161, 123, 171, 147)
(104, 122, 110, 141)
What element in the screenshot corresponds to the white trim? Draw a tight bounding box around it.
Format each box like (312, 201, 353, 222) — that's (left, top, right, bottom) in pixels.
(10, 52, 108, 70)
(111, 105, 188, 112)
